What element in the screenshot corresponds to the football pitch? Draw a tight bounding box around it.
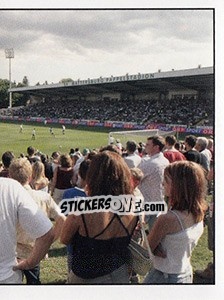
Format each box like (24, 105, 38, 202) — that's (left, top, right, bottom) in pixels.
(0, 121, 110, 157)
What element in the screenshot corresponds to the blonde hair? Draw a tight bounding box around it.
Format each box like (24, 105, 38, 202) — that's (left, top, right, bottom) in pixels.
(32, 161, 45, 182)
(31, 161, 49, 190)
(130, 167, 144, 181)
(9, 157, 32, 185)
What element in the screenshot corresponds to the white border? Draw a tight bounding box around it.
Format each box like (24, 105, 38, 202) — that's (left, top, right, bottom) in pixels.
(0, 1, 223, 299)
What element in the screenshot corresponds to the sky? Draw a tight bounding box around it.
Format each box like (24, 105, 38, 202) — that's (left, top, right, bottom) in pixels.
(0, 9, 213, 86)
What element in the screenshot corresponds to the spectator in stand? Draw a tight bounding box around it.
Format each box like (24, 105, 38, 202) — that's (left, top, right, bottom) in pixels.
(124, 140, 142, 169)
(26, 146, 40, 164)
(51, 154, 75, 204)
(195, 137, 212, 173)
(61, 151, 138, 284)
(30, 161, 49, 192)
(0, 177, 54, 284)
(163, 135, 186, 163)
(9, 158, 65, 284)
(143, 161, 207, 284)
(138, 136, 169, 230)
(0, 151, 15, 177)
(183, 135, 202, 164)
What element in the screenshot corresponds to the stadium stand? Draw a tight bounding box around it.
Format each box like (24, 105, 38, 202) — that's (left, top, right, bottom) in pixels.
(1, 67, 214, 127)
(2, 95, 213, 127)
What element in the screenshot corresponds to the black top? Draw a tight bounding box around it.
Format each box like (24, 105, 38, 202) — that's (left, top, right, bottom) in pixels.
(71, 214, 137, 279)
(183, 149, 202, 164)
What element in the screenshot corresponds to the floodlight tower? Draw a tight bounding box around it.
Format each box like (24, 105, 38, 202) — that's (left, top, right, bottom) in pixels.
(5, 48, 14, 108)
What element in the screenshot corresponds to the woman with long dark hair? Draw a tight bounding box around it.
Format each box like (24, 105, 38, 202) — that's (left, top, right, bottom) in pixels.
(61, 151, 138, 284)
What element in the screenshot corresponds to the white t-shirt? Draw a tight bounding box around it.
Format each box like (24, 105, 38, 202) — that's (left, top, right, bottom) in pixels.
(139, 152, 169, 203)
(0, 178, 52, 281)
(124, 153, 142, 169)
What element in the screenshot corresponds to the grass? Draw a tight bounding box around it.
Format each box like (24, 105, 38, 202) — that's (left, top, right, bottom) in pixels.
(0, 120, 214, 284)
(0, 121, 110, 158)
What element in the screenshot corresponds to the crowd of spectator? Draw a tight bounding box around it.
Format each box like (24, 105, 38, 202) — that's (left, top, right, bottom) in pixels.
(0, 134, 214, 284)
(1, 95, 213, 126)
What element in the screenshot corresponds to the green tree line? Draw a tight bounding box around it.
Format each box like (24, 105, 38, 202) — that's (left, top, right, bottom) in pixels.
(0, 76, 29, 108)
(0, 77, 74, 109)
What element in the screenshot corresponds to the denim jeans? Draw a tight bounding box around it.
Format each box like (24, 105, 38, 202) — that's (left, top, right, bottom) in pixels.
(143, 267, 193, 284)
(23, 264, 41, 284)
(68, 264, 129, 284)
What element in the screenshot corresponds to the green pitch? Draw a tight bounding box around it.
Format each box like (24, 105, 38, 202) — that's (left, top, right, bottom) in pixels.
(0, 121, 110, 158)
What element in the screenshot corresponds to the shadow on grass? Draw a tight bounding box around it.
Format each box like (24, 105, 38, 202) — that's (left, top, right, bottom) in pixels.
(193, 273, 215, 285)
(48, 246, 67, 258)
(44, 279, 67, 285)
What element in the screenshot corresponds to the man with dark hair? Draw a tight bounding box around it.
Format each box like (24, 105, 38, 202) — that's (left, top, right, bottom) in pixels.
(183, 135, 202, 164)
(139, 135, 169, 229)
(0, 151, 15, 177)
(163, 135, 186, 163)
(124, 140, 141, 168)
(27, 146, 40, 164)
(40, 154, 53, 181)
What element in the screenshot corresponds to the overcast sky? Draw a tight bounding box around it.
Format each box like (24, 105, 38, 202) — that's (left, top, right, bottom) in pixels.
(0, 9, 213, 85)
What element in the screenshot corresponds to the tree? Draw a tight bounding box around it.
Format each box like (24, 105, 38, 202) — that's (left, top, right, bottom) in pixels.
(22, 76, 29, 86)
(0, 79, 10, 108)
(59, 78, 74, 84)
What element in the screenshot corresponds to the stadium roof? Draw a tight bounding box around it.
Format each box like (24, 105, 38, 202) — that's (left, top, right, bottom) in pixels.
(10, 66, 214, 98)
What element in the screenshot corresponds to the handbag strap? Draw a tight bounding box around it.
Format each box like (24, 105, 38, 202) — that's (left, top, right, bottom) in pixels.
(139, 215, 154, 258)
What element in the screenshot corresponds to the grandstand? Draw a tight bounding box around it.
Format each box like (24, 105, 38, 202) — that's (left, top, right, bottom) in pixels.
(2, 66, 214, 134)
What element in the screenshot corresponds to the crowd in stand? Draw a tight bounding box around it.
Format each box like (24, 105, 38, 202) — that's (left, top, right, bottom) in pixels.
(0, 134, 214, 284)
(1, 96, 213, 126)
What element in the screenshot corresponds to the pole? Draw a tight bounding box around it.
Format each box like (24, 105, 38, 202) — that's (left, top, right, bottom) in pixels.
(9, 58, 12, 108)
(5, 48, 14, 109)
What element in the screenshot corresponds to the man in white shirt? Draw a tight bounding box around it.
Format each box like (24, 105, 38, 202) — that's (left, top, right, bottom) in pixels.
(138, 135, 169, 230)
(9, 158, 65, 284)
(0, 178, 54, 284)
(124, 140, 141, 169)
